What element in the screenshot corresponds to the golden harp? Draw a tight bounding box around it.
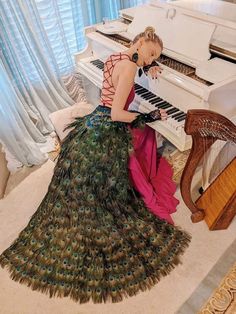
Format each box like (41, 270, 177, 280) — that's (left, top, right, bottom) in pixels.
(180, 109, 236, 230)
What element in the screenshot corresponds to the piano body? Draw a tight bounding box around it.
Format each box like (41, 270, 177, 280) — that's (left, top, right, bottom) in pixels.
(74, 0, 236, 153)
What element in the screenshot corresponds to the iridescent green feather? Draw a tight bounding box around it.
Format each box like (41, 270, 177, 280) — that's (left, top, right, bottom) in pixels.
(0, 106, 191, 304)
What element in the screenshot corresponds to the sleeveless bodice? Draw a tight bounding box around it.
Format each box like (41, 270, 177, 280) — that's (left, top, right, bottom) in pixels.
(124, 85, 135, 110)
(101, 53, 135, 111)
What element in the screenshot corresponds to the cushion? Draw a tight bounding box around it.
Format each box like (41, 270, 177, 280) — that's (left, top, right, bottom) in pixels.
(0, 143, 10, 199)
(49, 102, 95, 141)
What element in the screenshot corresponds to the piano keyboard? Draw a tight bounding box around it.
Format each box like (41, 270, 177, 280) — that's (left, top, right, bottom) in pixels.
(134, 83, 186, 128)
(90, 58, 187, 128)
(90, 59, 105, 71)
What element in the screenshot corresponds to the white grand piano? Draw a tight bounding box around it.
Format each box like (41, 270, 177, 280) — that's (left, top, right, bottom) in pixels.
(74, 0, 236, 152)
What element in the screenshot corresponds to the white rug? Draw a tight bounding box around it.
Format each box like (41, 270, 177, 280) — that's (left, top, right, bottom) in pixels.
(0, 160, 235, 314)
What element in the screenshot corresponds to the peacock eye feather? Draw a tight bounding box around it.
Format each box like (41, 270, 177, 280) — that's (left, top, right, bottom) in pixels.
(0, 108, 192, 303)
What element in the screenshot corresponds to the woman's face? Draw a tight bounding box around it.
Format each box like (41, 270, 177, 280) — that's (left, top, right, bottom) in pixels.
(136, 39, 162, 67)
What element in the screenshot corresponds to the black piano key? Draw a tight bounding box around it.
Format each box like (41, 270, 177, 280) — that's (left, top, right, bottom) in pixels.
(92, 60, 102, 65)
(166, 108, 179, 115)
(136, 89, 149, 95)
(160, 104, 172, 109)
(134, 85, 143, 90)
(156, 104, 168, 109)
(169, 108, 179, 115)
(158, 104, 170, 109)
(133, 83, 160, 102)
(175, 113, 186, 120)
(148, 92, 156, 96)
(136, 86, 148, 91)
(139, 88, 150, 93)
(163, 103, 172, 108)
(92, 63, 104, 69)
(154, 104, 167, 109)
(168, 109, 181, 116)
(159, 101, 170, 106)
(140, 91, 152, 97)
(135, 88, 145, 93)
(150, 97, 163, 104)
(151, 100, 164, 106)
(169, 110, 181, 117)
(155, 102, 170, 108)
(168, 110, 180, 116)
(90, 60, 104, 70)
(142, 92, 154, 97)
(177, 115, 187, 122)
(141, 92, 156, 99)
(172, 111, 185, 119)
(148, 92, 156, 97)
(143, 94, 157, 100)
(136, 91, 148, 96)
(156, 101, 169, 107)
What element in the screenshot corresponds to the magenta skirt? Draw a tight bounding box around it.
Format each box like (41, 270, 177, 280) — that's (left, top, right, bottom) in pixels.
(129, 125, 179, 225)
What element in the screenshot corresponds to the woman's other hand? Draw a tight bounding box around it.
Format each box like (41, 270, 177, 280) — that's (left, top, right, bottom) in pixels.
(159, 108, 167, 121)
(143, 61, 163, 79)
(148, 65, 163, 79)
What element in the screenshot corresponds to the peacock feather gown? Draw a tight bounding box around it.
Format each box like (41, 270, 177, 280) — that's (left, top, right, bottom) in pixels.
(0, 53, 191, 304)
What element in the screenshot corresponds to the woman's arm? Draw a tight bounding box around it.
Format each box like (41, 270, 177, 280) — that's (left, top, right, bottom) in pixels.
(111, 61, 139, 123)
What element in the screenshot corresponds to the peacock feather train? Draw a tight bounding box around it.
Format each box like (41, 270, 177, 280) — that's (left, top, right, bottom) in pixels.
(0, 106, 191, 304)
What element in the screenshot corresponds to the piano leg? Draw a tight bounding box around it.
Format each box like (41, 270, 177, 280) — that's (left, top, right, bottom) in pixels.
(155, 132, 164, 149)
(81, 75, 101, 107)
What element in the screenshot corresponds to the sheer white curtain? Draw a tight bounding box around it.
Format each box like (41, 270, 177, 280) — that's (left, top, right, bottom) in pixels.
(0, 59, 48, 167)
(0, 0, 147, 167)
(0, 0, 76, 168)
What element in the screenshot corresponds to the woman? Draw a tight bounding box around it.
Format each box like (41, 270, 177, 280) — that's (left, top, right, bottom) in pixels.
(0, 26, 191, 304)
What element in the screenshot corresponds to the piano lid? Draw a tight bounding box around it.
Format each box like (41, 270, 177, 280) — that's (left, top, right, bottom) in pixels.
(196, 57, 236, 83)
(150, 0, 236, 60)
(127, 5, 215, 66)
(120, 1, 236, 61)
(168, 0, 236, 23)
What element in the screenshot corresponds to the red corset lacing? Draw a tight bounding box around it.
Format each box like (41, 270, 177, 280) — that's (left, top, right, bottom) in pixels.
(100, 53, 132, 109)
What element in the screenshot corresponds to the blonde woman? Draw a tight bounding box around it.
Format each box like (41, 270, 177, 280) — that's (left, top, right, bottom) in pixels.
(0, 27, 191, 304)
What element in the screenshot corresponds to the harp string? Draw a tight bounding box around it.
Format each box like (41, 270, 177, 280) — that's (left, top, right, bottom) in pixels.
(199, 118, 236, 196)
(180, 109, 236, 226)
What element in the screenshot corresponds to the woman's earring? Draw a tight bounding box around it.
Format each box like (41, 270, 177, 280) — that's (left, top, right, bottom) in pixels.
(132, 51, 139, 63)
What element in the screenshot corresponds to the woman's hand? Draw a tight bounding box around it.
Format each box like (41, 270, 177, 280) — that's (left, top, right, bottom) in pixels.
(159, 108, 167, 121)
(130, 108, 168, 128)
(142, 61, 163, 79)
(145, 108, 167, 122)
(147, 65, 163, 79)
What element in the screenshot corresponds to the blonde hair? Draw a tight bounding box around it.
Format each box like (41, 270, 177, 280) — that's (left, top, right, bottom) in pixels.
(133, 26, 163, 50)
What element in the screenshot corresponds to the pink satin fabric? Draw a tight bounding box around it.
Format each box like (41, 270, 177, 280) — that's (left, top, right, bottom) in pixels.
(126, 86, 179, 225)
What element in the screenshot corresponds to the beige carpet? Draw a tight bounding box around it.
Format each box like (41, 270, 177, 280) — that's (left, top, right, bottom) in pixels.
(0, 160, 236, 314)
(199, 260, 236, 313)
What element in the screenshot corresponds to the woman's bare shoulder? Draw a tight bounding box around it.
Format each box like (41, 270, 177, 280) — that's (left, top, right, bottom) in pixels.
(117, 58, 137, 76)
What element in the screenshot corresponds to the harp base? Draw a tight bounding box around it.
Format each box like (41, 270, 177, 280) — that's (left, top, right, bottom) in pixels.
(196, 157, 236, 230)
(191, 209, 205, 223)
